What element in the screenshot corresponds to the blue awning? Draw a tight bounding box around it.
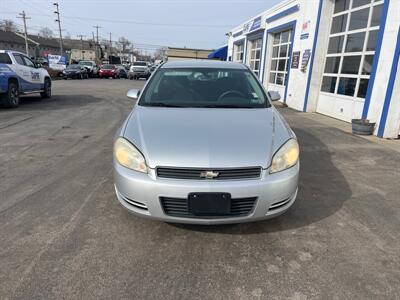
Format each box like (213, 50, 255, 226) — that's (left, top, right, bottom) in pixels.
(208, 45, 228, 60)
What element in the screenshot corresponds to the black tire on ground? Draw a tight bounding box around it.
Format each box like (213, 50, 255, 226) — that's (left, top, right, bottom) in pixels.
(40, 78, 51, 99)
(129, 76, 133, 80)
(2, 81, 20, 108)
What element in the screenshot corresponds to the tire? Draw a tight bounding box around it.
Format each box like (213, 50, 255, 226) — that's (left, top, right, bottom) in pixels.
(129, 76, 133, 80)
(40, 78, 51, 99)
(2, 81, 20, 108)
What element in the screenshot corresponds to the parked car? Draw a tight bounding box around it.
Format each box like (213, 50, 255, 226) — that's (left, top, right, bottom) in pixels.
(149, 64, 157, 73)
(0, 50, 51, 108)
(128, 61, 150, 80)
(98, 64, 118, 78)
(113, 60, 300, 224)
(116, 65, 128, 79)
(62, 64, 89, 79)
(78, 60, 98, 77)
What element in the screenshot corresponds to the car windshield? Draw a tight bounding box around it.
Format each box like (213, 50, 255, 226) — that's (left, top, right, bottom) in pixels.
(133, 62, 147, 66)
(67, 65, 81, 70)
(79, 61, 92, 66)
(102, 64, 114, 69)
(139, 68, 269, 108)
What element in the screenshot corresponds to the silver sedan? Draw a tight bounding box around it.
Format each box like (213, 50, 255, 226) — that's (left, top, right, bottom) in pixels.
(114, 60, 299, 224)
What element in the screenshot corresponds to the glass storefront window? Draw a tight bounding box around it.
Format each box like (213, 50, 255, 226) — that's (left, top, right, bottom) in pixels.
(249, 38, 262, 76)
(234, 43, 244, 62)
(268, 29, 292, 86)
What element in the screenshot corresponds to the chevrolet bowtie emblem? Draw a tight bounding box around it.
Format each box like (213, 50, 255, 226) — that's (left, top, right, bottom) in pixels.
(200, 171, 220, 179)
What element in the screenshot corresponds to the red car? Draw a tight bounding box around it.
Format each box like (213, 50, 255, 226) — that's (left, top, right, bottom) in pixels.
(98, 64, 117, 78)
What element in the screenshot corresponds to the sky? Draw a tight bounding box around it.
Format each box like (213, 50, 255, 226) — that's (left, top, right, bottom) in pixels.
(0, 0, 281, 52)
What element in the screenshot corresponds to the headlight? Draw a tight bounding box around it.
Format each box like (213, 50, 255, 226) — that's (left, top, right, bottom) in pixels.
(114, 137, 147, 173)
(270, 139, 299, 173)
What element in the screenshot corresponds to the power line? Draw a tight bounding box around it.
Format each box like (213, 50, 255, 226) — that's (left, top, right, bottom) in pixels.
(0, 10, 234, 28)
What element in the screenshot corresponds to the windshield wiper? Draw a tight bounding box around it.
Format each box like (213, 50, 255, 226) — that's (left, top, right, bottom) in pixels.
(200, 104, 257, 108)
(144, 102, 183, 107)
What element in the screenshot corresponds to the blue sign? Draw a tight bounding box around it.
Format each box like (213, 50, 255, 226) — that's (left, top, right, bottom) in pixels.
(300, 33, 309, 40)
(243, 16, 262, 33)
(250, 16, 262, 31)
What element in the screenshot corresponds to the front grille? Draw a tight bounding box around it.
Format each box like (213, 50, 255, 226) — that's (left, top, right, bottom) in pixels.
(160, 196, 257, 218)
(156, 167, 261, 180)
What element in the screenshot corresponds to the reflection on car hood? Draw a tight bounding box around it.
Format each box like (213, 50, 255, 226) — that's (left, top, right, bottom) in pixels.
(123, 106, 292, 169)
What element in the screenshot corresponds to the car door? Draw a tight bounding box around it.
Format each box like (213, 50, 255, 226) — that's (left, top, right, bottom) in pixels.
(12, 53, 31, 92)
(21, 55, 43, 91)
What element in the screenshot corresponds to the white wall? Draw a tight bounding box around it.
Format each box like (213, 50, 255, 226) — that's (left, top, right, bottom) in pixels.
(368, 0, 400, 137)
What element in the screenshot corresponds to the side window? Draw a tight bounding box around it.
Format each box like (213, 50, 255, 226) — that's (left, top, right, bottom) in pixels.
(13, 54, 25, 66)
(22, 56, 35, 68)
(0, 53, 12, 64)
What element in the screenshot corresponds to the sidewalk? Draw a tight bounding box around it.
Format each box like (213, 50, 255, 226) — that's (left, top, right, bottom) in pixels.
(274, 103, 400, 153)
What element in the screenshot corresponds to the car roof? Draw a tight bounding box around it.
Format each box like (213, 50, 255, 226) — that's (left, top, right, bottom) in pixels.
(0, 50, 24, 55)
(161, 60, 247, 70)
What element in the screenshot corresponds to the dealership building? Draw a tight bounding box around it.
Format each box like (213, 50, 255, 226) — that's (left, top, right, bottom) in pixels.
(226, 0, 400, 138)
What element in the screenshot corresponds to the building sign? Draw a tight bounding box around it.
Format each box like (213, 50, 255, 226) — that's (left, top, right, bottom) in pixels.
(243, 16, 262, 34)
(300, 21, 311, 40)
(291, 51, 300, 69)
(300, 33, 309, 40)
(301, 49, 311, 72)
(47, 54, 67, 71)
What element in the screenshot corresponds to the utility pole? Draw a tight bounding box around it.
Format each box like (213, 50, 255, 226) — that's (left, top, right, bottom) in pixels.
(53, 2, 63, 55)
(93, 25, 101, 59)
(93, 25, 101, 45)
(109, 32, 112, 55)
(77, 34, 86, 59)
(17, 11, 30, 55)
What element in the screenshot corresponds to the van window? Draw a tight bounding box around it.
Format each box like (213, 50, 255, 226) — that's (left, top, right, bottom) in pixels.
(0, 53, 12, 64)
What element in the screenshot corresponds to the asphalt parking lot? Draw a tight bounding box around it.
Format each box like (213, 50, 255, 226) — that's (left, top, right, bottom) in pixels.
(1, 79, 399, 299)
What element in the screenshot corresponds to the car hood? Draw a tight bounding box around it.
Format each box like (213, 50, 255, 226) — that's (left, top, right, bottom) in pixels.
(123, 106, 292, 169)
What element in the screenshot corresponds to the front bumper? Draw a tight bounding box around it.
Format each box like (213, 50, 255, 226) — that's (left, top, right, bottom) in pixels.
(64, 73, 80, 78)
(114, 162, 299, 224)
(129, 70, 148, 77)
(99, 72, 115, 77)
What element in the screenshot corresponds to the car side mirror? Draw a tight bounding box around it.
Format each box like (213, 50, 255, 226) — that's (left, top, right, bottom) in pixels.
(268, 91, 281, 101)
(127, 89, 140, 100)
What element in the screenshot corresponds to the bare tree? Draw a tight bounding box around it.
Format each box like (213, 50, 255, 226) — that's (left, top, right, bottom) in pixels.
(38, 27, 54, 38)
(154, 48, 166, 60)
(0, 19, 17, 32)
(117, 37, 131, 53)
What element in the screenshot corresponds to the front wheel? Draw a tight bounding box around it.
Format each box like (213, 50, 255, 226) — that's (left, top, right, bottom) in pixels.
(2, 82, 20, 108)
(40, 78, 51, 98)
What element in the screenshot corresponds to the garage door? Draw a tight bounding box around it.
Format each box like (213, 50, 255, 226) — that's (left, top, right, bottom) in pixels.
(317, 0, 384, 121)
